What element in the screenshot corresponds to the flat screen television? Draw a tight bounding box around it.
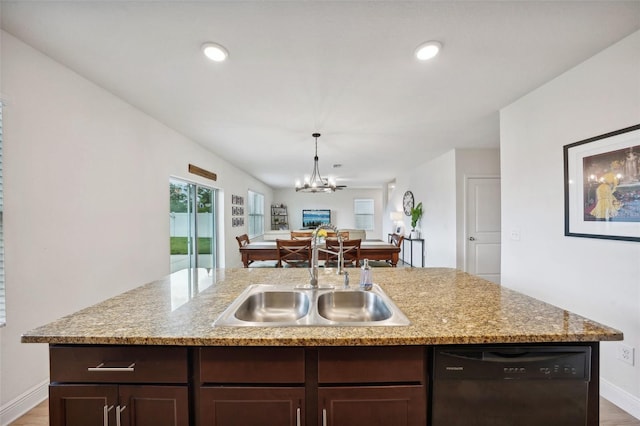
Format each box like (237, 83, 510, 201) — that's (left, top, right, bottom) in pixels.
(302, 209, 331, 229)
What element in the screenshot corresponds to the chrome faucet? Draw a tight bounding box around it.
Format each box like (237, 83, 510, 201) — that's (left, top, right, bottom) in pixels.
(308, 223, 345, 288)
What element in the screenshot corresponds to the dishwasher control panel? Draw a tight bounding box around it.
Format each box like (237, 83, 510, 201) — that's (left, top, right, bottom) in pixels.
(434, 345, 591, 380)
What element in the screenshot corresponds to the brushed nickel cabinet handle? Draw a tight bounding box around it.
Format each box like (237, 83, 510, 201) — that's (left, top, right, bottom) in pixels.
(88, 362, 135, 372)
(296, 407, 301, 426)
(103, 405, 114, 426)
(322, 408, 327, 426)
(116, 405, 127, 426)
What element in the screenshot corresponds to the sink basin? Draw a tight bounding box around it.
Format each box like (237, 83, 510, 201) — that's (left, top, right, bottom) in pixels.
(214, 284, 410, 327)
(234, 291, 310, 322)
(317, 291, 392, 322)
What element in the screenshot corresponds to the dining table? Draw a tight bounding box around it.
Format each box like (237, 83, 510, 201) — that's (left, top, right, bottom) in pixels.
(238, 240, 401, 268)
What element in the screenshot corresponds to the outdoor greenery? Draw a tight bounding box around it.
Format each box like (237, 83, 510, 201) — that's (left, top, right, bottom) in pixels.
(170, 183, 213, 213)
(170, 237, 213, 255)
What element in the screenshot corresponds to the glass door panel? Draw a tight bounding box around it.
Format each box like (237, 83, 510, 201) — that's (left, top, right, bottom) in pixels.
(196, 186, 215, 269)
(170, 179, 216, 273)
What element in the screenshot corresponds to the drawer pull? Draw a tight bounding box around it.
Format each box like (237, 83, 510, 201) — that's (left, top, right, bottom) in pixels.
(103, 405, 114, 426)
(88, 362, 136, 372)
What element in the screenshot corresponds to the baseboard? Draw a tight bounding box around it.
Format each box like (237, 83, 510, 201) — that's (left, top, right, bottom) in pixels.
(0, 379, 48, 426)
(601, 377, 640, 420)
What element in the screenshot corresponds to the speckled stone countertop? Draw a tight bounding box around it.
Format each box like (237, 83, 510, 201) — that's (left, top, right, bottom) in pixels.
(22, 268, 622, 346)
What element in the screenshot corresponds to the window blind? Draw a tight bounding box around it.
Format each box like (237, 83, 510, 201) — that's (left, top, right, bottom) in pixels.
(247, 190, 264, 238)
(354, 198, 375, 231)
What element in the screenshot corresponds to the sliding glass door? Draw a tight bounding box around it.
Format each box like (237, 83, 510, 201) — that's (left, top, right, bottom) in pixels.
(170, 179, 217, 273)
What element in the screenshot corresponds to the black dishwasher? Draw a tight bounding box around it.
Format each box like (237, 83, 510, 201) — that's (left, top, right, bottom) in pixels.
(432, 345, 591, 426)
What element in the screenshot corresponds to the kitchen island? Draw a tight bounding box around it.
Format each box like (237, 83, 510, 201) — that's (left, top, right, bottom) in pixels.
(23, 267, 622, 426)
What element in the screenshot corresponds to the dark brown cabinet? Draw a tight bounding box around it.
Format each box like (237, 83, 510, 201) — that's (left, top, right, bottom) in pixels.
(317, 346, 427, 426)
(49, 384, 117, 426)
(197, 347, 305, 426)
(49, 345, 189, 426)
(196, 346, 426, 426)
(48, 345, 427, 426)
(200, 387, 304, 426)
(50, 384, 188, 426)
(319, 386, 425, 426)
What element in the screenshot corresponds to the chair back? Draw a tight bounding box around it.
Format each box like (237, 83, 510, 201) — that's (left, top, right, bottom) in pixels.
(235, 234, 250, 248)
(325, 238, 361, 267)
(326, 231, 350, 240)
(291, 230, 313, 240)
(390, 233, 404, 247)
(276, 239, 312, 267)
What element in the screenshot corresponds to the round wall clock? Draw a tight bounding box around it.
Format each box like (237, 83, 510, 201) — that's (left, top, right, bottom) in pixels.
(403, 191, 414, 216)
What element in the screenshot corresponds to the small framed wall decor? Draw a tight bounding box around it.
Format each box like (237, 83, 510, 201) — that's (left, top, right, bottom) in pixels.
(563, 123, 640, 242)
(231, 195, 244, 206)
(231, 194, 245, 227)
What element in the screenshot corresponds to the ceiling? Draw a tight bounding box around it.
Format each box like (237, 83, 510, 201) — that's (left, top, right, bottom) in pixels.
(2, 1, 639, 189)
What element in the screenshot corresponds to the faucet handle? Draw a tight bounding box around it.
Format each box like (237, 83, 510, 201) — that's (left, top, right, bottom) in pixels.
(343, 271, 350, 289)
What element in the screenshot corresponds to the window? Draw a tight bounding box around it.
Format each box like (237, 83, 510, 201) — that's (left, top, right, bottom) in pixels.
(247, 190, 264, 238)
(0, 103, 5, 325)
(354, 198, 375, 231)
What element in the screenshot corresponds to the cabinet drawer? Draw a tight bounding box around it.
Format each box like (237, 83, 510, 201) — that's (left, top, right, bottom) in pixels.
(50, 345, 188, 384)
(199, 347, 305, 383)
(318, 346, 425, 384)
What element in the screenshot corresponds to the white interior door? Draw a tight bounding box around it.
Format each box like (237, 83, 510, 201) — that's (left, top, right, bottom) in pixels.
(465, 177, 501, 284)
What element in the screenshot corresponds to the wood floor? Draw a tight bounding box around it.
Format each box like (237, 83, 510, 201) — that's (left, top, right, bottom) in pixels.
(9, 397, 639, 425)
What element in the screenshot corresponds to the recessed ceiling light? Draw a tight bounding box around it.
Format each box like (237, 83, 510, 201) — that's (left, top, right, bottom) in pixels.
(202, 42, 229, 62)
(415, 41, 442, 61)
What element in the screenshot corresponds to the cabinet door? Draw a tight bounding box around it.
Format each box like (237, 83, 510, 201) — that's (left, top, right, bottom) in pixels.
(119, 385, 189, 426)
(319, 386, 425, 426)
(200, 387, 304, 426)
(50, 384, 118, 426)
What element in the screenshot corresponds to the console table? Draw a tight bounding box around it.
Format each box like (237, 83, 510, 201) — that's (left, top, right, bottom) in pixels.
(401, 237, 424, 267)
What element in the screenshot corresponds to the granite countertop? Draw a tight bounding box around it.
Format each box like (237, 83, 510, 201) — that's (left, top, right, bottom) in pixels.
(21, 267, 623, 346)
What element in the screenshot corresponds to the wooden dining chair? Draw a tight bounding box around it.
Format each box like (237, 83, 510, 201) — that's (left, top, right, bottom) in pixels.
(385, 233, 405, 267)
(390, 233, 404, 248)
(325, 238, 361, 268)
(290, 230, 313, 240)
(276, 239, 312, 267)
(235, 234, 250, 248)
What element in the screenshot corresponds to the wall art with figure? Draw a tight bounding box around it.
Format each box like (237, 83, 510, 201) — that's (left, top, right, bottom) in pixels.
(564, 124, 640, 242)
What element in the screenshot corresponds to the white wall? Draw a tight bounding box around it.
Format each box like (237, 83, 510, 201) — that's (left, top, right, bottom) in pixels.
(0, 31, 272, 422)
(501, 30, 640, 417)
(387, 148, 500, 268)
(272, 188, 384, 240)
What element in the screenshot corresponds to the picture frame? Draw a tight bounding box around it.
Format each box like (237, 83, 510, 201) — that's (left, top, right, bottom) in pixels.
(232, 195, 244, 206)
(563, 124, 640, 242)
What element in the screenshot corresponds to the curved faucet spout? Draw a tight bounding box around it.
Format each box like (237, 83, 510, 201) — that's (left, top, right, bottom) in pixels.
(309, 223, 344, 288)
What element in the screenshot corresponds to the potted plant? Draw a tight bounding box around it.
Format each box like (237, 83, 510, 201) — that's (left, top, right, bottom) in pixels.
(410, 202, 423, 239)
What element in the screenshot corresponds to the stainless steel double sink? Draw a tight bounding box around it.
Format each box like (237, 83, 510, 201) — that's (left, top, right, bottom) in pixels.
(214, 284, 410, 327)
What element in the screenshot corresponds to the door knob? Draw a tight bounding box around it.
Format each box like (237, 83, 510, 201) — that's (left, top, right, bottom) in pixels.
(469, 237, 476, 241)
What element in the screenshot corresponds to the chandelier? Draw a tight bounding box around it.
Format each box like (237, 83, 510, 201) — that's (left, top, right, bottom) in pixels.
(295, 133, 338, 193)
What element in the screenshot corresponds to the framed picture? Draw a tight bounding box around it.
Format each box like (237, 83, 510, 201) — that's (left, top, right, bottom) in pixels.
(564, 124, 640, 242)
(232, 195, 244, 206)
